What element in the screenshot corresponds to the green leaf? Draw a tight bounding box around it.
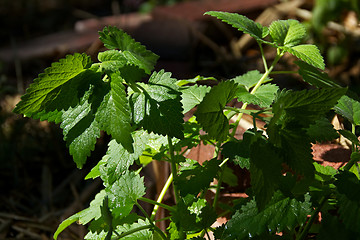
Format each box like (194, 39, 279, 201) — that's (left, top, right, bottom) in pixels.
(236, 84, 278, 108)
(130, 70, 184, 139)
(95, 72, 133, 152)
(282, 44, 325, 70)
(335, 170, 360, 202)
(98, 50, 127, 72)
(101, 130, 149, 185)
(269, 20, 306, 47)
(270, 88, 346, 128)
(334, 95, 360, 126)
(223, 192, 312, 239)
(13, 53, 93, 117)
(231, 70, 271, 90)
(195, 81, 238, 141)
(176, 158, 220, 196)
(59, 85, 101, 168)
(249, 134, 282, 210)
(295, 61, 341, 88)
(85, 158, 106, 180)
(116, 219, 153, 240)
(335, 171, 360, 233)
(338, 130, 360, 146)
(318, 213, 360, 240)
(205, 11, 269, 42)
(221, 129, 257, 169)
(99, 26, 159, 74)
(268, 88, 346, 177)
(180, 85, 210, 113)
(306, 118, 339, 143)
(107, 171, 146, 217)
(54, 190, 106, 239)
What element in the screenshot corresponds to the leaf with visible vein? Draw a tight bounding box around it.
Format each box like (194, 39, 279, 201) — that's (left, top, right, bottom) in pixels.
(249, 135, 282, 210)
(13, 53, 93, 117)
(116, 219, 153, 240)
(335, 171, 360, 233)
(269, 19, 306, 47)
(107, 171, 146, 217)
(101, 130, 149, 185)
(54, 190, 106, 239)
(205, 11, 269, 42)
(98, 50, 127, 72)
(223, 192, 312, 239)
(195, 81, 238, 141)
(95, 72, 133, 152)
(282, 44, 325, 70)
(176, 158, 220, 196)
(231, 70, 271, 90)
(60, 86, 101, 168)
(236, 84, 278, 108)
(99, 26, 159, 74)
(306, 118, 339, 143)
(269, 88, 347, 129)
(334, 95, 360, 126)
(295, 61, 341, 88)
(181, 85, 210, 113)
(130, 70, 184, 139)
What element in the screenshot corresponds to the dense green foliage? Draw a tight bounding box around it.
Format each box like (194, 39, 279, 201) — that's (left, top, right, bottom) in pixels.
(14, 11, 360, 240)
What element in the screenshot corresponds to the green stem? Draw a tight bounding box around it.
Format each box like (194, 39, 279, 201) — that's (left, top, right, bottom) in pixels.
(167, 136, 180, 204)
(270, 70, 298, 75)
(230, 54, 281, 137)
(135, 202, 167, 240)
(296, 196, 327, 240)
(148, 173, 175, 220)
(113, 225, 153, 239)
(138, 196, 176, 214)
(258, 42, 268, 72)
(213, 167, 225, 210)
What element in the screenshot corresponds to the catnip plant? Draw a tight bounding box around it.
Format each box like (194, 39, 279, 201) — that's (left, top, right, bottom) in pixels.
(14, 11, 360, 240)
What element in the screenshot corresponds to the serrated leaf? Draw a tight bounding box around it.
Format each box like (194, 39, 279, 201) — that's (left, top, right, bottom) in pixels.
(175, 158, 220, 196)
(101, 130, 149, 185)
(268, 88, 346, 177)
(282, 44, 325, 70)
(295, 61, 341, 88)
(54, 190, 106, 239)
(306, 118, 339, 143)
(13, 53, 93, 117)
(335, 170, 360, 201)
(98, 50, 127, 72)
(107, 171, 146, 217)
(221, 130, 258, 169)
(195, 81, 238, 141)
(116, 219, 153, 240)
(269, 20, 306, 47)
(335, 171, 360, 233)
(249, 135, 282, 210)
(270, 88, 347, 128)
(334, 95, 360, 126)
(99, 26, 159, 74)
(60, 86, 101, 168)
(130, 70, 184, 139)
(180, 85, 210, 113)
(205, 11, 269, 42)
(337, 194, 360, 234)
(95, 72, 133, 152)
(231, 70, 271, 90)
(236, 84, 278, 108)
(223, 192, 312, 239)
